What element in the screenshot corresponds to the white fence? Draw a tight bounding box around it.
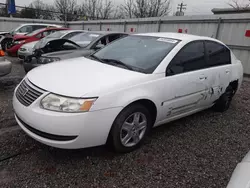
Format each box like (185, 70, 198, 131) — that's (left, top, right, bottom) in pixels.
(69, 14, 250, 75)
(1, 14, 250, 74)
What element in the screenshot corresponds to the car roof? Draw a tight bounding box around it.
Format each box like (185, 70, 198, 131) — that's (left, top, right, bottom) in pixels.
(135, 32, 222, 43)
(63, 30, 86, 34)
(20, 23, 62, 27)
(39, 27, 68, 32)
(86, 31, 126, 36)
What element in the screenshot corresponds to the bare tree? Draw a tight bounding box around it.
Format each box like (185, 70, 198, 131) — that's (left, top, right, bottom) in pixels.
(228, 0, 250, 9)
(98, 0, 114, 19)
(120, 0, 134, 18)
(120, 0, 171, 18)
(54, 0, 78, 21)
(80, 0, 116, 20)
(80, 0, 100, 19)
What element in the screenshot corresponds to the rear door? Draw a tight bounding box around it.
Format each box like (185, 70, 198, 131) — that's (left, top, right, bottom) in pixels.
(161, 41, 211, 119)
(203, 40, 232, 104)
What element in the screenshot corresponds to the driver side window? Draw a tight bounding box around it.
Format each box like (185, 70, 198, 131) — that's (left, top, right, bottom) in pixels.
(93, 37, 107, 49)
(166, 41, 206, 76)
(97, 37, 107, 46)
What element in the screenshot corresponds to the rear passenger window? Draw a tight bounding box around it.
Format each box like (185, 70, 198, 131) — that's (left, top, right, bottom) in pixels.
(205, 41, 231, 67)
(166, 41, 206, 76)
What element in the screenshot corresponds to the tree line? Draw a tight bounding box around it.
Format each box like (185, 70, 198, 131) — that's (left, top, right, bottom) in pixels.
(0, 0, 172, 21)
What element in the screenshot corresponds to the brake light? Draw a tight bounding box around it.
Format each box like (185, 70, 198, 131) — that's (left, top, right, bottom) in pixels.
(0, 50, 5, 56)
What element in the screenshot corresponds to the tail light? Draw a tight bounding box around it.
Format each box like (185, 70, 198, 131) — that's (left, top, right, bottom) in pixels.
(0, 50, 5, 57)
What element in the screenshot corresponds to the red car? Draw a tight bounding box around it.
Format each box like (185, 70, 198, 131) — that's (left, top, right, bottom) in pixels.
(6, 27, 68, 56)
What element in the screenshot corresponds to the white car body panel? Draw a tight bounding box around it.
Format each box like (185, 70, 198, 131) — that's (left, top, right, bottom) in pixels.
(227, 152, 250, 188)
(13, 32, 244, 149)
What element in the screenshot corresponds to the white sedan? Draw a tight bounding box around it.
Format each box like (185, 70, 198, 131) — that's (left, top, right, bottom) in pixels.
(13, 33, 243, 153)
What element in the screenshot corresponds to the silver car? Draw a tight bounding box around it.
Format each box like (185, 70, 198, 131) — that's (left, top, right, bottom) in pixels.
(17, 30, 85, 61)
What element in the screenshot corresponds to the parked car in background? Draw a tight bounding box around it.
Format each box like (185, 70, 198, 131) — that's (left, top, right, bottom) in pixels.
(1, 23, 63, 51)
(18, 30, 85, 61)
(23, 32, 128, 72)
(227, 151, 250, 188)
(13, 33, 243, 153)
(6, 27, 68, 56)
(0, 50, 11, 77)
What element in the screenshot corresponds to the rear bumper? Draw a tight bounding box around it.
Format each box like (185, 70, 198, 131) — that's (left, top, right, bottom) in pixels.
(0, 57, 11, 76)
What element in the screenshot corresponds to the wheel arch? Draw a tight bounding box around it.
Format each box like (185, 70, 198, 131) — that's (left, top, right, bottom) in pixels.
(106, 98, 158, 145)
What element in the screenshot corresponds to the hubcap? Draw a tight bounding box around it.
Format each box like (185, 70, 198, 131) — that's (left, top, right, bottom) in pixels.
(120, 112, 147, 147)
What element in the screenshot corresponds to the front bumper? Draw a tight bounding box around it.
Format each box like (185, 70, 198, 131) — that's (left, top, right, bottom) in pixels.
(13, 88, 122, 149)
(18, 50, 32, 61)
(0, 57, 12, 76)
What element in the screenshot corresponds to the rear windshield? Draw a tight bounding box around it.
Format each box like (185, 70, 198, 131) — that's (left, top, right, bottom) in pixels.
(70, 33, 100, 47)
(46, 30, 69, 38)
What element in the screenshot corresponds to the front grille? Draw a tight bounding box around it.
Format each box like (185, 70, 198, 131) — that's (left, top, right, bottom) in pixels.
(16, 115, 78, 141)
(16, 79, 45, 106)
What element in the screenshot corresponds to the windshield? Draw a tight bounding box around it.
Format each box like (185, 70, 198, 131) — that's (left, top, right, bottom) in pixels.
(46, 30, 68, 38)
(94, 35, 179, 73)
(70, 33, 100, 47)
(26, 28, 44, 36)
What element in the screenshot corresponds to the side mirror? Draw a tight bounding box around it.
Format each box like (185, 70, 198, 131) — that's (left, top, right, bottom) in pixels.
(95, 44, 105, 50)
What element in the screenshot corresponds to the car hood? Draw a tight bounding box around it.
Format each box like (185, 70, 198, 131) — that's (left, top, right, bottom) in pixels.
(27, 57, 148, 97)
(14, 35, 29, 40)
(34, 38, 80, 50)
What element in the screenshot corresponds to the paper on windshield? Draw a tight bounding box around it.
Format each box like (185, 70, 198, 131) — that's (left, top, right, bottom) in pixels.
(89, 34, 100, 38)
(157, 38, 178, 44)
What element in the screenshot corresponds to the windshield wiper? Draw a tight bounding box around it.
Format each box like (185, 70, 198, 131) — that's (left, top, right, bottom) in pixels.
(89, 54, 104, 63)
(102, 58, 134, 71)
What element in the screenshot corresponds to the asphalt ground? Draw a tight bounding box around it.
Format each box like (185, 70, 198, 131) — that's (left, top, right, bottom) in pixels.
(0, 58, 250, 188)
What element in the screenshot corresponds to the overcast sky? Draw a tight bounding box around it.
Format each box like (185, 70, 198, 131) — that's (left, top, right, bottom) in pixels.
(1, 0, 250, 15)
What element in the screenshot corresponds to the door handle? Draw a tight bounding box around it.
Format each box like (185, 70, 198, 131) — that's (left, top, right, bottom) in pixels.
(199, 75, 207, 80)
(226, 69, 230, 74)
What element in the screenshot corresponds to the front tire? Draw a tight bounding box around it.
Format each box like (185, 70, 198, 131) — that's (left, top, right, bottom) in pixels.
(213, 86, 234, 112)
(110, 104, 152, 153)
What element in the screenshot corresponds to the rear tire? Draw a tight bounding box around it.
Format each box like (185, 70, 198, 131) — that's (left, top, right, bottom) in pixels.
(110, 104, 152, 153)
(213, 86, 234, 112)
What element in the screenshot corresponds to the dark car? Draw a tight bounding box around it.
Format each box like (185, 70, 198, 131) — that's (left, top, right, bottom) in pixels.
(23, 31, 128, 73)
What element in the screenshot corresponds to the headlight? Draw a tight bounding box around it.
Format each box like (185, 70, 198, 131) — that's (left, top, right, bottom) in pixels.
(14, 40, 26, 44)
(19, 47, 28, 52)
(38, 57, 61, 64)
(41, 94, 97, 112)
